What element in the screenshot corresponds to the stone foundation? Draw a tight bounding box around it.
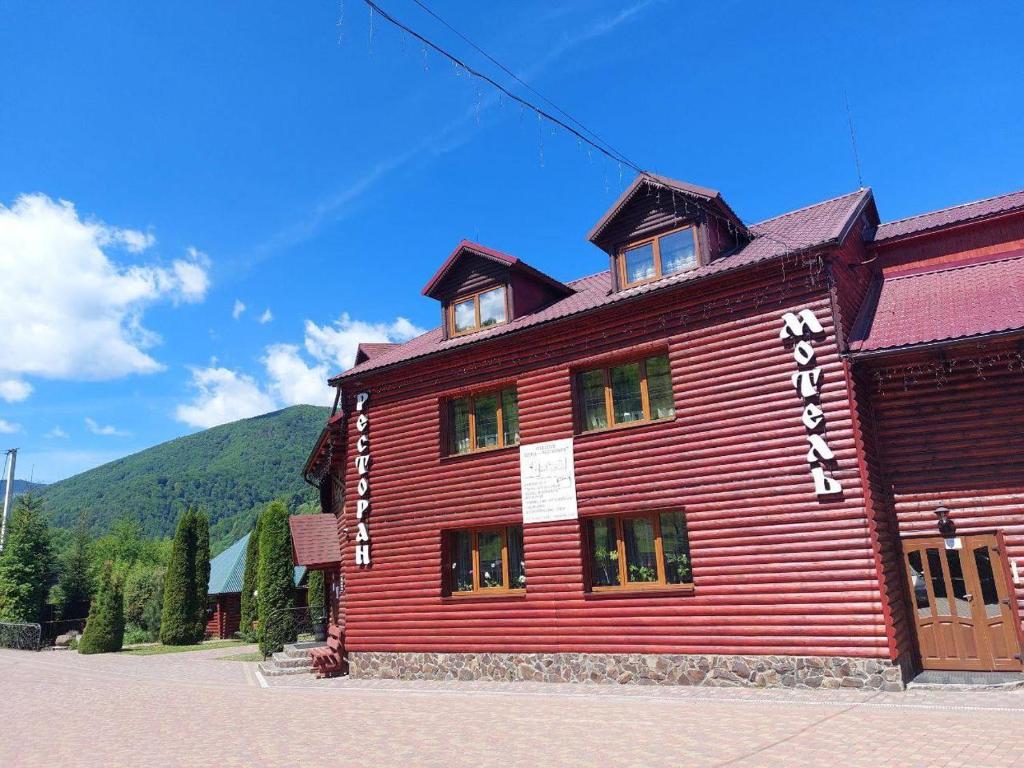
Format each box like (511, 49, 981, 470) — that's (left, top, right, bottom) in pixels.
(348, 651, 906, 691)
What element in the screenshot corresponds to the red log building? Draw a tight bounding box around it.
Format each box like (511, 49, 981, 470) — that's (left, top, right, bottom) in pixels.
(293, 175, 1024, 688)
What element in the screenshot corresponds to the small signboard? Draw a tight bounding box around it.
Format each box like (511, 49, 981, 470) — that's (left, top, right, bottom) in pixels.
(519, 438, 578, 524)
(944, 537, 962, 550)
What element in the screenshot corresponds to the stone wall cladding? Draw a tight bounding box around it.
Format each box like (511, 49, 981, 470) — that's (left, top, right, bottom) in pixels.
(348, 652, 906, 691)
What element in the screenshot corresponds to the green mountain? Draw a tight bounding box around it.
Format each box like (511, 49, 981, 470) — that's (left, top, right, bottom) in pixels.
(41, 405, 329, 551)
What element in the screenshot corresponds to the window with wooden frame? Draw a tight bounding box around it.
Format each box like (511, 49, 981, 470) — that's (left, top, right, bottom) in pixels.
(449, 285, 508, 336)
(576, 354, 674, 433)
(447, 525, 526, 595)
(448, 387, 519, 455)
(586, 511, 692, 591)
(618, 225, 699, 288)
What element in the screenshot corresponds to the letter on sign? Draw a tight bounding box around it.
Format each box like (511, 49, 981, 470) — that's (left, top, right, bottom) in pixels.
(781, 308, 842, 498)
(354, 390, 372, 566)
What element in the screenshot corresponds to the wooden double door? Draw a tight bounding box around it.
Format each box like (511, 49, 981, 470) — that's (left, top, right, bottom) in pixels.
(903, 533, 1023, 671)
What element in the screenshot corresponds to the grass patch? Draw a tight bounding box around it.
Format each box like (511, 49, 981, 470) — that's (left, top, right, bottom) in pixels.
(122, 639, 247, 656)
(217, 651, 265, 662)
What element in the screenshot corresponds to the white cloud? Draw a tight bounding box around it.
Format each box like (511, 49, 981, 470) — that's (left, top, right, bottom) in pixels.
(258, 308, 273, 324)
(175, 366, 279, 429)
(172, 248, 210, 303)
(0, 419, 20, 434)
(232, 299, 247, 320)
(84, 417, 130, 437)
(0, 194, 211, 393)
(176, 313, 424, 427)
(47, 426, 69, 439)
(102, 227, 156, 254)
(304, 313, 421, 371)
(263, 344, 332, 407)
(0, 379, 32, 403)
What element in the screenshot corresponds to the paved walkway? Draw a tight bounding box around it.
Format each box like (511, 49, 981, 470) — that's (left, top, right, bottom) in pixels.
(2, 646, 1022, 767)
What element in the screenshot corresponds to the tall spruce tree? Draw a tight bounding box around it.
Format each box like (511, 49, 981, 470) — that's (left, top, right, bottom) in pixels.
(191, 509, 211, 641)
(239, 513, 262, 641)
(159, 508, 204, 645)
(79, 561, 124, 654)
(257, 501, 296, 656)
(55, 518, 93, 621)
(0, 495, 54, 624)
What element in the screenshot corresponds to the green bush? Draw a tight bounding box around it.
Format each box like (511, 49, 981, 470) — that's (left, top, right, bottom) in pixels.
(239, 515, 261, 641)
(257, 501, 296, 656)
(123, 623, 150, 646)
(79, 561, 125, 654)
(0, 495, 54, 624)
(123, 566, 165, 641)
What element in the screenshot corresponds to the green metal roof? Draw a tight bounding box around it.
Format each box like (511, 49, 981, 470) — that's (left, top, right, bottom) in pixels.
(208, 531, 307, 595)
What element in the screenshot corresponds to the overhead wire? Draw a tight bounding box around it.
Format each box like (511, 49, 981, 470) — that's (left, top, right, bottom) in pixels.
(358, 0, 819, 255)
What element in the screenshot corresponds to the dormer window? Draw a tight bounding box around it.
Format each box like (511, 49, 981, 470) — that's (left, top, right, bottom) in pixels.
(450, 285, 508, 336)
(619, 225, 699, 288)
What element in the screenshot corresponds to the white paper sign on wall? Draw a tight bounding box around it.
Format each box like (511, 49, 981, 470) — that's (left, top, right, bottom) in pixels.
(519, 438, 579, 524)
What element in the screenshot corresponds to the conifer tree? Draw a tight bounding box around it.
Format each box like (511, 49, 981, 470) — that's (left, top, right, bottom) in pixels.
(78, 561, 125, 654)
(0, 495, 54, 624)
(257, 501, 296, 656)
(306, 568, 325, 619)
(55, 518, 93, 621)
(191, 509, 211, 641)
(159, 508, 203, 645)
(239, 513, 262, 641)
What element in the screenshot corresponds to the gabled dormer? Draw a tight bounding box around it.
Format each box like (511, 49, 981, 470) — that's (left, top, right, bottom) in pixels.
(422, 240, 574, 339)
(588, 174, 751, 292)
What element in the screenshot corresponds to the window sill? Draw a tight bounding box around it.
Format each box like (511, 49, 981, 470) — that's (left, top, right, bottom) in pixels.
(441, 443, 520, 462)
(442, 590, 527, 603)
(585, 584, 694, 599)
(576, 415, 676, 439)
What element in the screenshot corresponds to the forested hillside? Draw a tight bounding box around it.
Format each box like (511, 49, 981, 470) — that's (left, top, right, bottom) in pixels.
(40, 405, 329, 551)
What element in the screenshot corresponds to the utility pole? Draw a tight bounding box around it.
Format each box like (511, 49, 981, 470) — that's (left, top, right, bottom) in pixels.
(1, 448, 16, 554)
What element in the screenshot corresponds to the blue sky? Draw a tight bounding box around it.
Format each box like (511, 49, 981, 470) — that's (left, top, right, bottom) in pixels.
(1, 1, 1022, 482)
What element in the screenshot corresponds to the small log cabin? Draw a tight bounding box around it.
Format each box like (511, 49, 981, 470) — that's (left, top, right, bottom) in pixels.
(293, 174, 1024, 688)
(206, 531, 308, 640)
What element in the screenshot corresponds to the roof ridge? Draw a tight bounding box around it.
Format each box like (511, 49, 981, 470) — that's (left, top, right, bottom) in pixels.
(749, 188, 866, 229)
(566, 268, 611, 285)
(888, 251, 1024, 281)
(878, 188, 1024, 230)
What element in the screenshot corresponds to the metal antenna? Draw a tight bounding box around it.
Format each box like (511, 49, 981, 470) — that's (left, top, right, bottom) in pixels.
(844, 91, 864, 189)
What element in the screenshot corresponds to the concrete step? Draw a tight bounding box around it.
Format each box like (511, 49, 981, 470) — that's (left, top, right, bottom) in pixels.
(258, 661, 315, 677)
(908, 670, 1024, 691)
(282, 641, 324, 659)
(271, 651, 314, 669)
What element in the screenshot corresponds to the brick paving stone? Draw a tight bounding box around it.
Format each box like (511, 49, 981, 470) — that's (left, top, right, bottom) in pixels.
(1, 647, 1021, 768)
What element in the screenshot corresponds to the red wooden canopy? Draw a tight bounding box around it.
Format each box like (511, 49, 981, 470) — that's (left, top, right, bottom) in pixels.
(290, 514, 341, 569)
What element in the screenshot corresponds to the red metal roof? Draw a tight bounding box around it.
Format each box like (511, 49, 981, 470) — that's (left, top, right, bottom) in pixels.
(289, 514, 342, 569)
(873, 189, 1024, 243)
(331, 188, 871, 383)
(849, 252, 1024, 355)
